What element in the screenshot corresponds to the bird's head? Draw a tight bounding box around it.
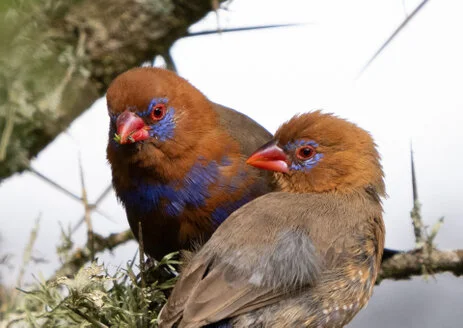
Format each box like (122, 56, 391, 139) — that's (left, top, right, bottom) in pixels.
(106, 67, 217, 173)
(247, 111, 385, 195)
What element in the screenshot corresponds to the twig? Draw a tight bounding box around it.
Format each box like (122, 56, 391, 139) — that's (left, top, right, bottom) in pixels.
(67, 306, 109, 328)
(29, 167, 82, 202)
(29, 167, 113, 223)
(356, 0, 431, 78)
(211, 0, 222, 34)
(16, 215, 41, 288)
(0, 106, 16, 161)
(138, 221, 147, 327)
(78, 152, 94, 261)
(410, 144, 424, 246)
(71, 184, 114, 233)
(138, 222, 146, 290)
(9, 215, 41, 306)
(52, 229, 133, 279)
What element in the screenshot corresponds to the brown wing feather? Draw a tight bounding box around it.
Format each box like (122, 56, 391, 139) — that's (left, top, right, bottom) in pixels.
(160, 259, 285, 328)
(179, 264, 283, 328)
(212, 103, 272, 156)
(158, 259, 210, 327)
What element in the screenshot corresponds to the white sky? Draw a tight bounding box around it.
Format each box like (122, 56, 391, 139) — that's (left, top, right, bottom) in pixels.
(1, 1, 462, 326)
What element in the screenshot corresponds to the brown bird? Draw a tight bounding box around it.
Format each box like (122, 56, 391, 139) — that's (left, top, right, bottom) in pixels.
(106, 67, 273, 260)
(159, 111, 386, 328)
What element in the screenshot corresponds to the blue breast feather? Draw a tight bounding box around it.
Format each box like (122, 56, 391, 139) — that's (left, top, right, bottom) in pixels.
(120, 156, 252, 222)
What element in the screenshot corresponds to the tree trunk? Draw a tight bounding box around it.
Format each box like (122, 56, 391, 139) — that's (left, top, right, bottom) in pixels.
(0, 0, 222, 182)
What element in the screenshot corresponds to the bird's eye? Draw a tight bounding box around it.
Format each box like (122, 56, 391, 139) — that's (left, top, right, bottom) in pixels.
(150, 103, 166, 121)
(296, 146, 315, 160)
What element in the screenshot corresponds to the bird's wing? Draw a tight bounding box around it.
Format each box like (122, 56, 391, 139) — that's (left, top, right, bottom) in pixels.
(159, 192, 330, 328)
(159, 259, 285, 328)
(212, 103, 272, 156)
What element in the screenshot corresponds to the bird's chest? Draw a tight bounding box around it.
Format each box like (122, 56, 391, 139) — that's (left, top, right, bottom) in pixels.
(117, 158, 252, 224)
(119, 175, 217, 221)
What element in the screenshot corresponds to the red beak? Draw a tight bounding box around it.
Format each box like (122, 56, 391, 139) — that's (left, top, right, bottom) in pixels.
(246, 140, 289, 173)
(115, 110, 150, 144)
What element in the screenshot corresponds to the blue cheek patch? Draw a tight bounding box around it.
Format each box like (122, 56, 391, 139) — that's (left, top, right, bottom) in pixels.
(290, 152, 324, 172)
(142, 98, 175, 142)
(149, 107, 175, 142)
(284, 140, 324, 172)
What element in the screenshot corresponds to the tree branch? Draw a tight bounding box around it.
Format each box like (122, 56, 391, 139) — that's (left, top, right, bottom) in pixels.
(50, 226, 463, 287)
(378, 249, 463, 283)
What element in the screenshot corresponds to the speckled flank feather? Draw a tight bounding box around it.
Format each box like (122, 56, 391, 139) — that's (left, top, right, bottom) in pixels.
(159, 111, 385, 328)
(106, 67, 273, 259)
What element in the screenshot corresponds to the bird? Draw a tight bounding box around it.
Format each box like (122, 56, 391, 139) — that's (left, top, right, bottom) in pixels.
(106, 67, 274, 260)
(158, 111, 386, 328)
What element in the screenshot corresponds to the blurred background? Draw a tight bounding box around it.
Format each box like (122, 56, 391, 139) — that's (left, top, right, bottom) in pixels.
(1, 0, 462, 327)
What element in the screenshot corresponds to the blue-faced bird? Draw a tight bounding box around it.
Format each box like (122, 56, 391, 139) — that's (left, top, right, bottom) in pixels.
(106, 67, 273, 260)
(159, 111, 386, 328)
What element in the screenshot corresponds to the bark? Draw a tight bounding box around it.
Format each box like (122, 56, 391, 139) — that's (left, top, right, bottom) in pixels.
(0, 0, 223, 181)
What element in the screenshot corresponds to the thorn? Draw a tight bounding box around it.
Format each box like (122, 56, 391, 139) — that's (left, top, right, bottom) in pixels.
(410, 142, 418, 203)
(163, 52, 177, 73)
(29, 167, 82, 202)
(185, 23, 308, 38)
(356, 0, 431, 79)
(409, 143, 424, 246)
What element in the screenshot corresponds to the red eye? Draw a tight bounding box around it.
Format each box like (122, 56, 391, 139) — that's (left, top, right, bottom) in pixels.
(296, 146, 315, 160)
(150, 103, 166, 121)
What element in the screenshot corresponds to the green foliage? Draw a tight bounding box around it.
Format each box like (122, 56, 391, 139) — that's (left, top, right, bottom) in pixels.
(1, 255, 179, 327)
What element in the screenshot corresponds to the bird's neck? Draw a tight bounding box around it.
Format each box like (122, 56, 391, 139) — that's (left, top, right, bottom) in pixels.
(275, 172, 384, 204)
